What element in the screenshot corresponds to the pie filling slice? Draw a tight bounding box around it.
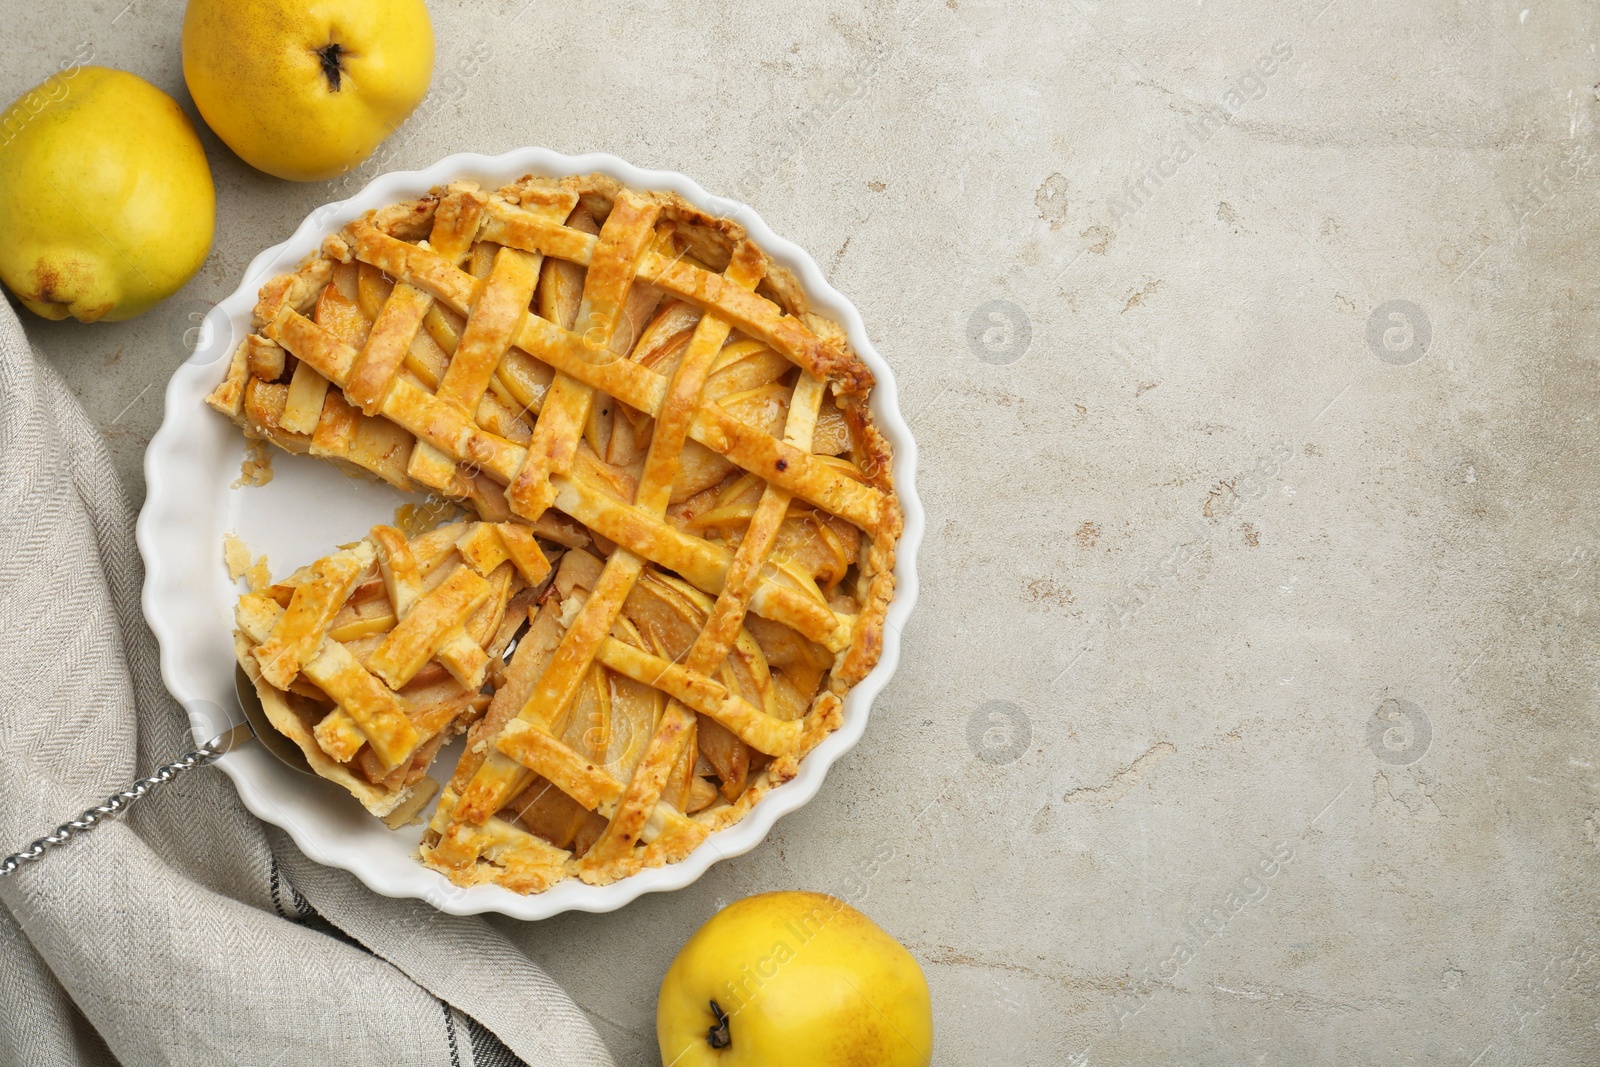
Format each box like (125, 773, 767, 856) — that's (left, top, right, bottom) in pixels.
(233, 520, 544, 827)
(215, 173, 902, 893)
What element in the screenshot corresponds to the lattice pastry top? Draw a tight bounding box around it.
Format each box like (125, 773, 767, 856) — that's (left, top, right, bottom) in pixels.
(211, 173, 902, 892)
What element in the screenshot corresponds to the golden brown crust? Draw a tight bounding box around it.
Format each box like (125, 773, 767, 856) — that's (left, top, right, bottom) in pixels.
(215, 174, 902, 894)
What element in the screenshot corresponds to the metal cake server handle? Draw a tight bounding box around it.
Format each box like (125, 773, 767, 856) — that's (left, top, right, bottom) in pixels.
(0, 667, 308, 877)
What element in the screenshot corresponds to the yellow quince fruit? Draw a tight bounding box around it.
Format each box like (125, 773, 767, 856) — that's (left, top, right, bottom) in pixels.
(0, 67, 215, 323)
(181, 0, 434, 182)
(657, 891, 934, 1067)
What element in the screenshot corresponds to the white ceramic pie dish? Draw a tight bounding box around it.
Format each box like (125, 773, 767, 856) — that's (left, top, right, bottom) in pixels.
(137, 148, 922, 919)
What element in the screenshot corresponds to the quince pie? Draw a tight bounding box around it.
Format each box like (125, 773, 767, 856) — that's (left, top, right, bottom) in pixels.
(207, 174, 901, 892)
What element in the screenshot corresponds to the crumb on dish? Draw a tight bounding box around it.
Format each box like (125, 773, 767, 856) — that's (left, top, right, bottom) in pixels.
(223, 531, 273, 593)
(232, 438, 274, 489)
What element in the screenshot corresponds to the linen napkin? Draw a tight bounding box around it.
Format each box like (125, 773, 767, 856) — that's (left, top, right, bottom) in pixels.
(0, 295, 617, 1067)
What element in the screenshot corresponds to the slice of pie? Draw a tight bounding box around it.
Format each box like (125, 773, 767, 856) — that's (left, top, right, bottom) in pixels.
(213, 173, 902, 892)
(234, 520, 547, 826)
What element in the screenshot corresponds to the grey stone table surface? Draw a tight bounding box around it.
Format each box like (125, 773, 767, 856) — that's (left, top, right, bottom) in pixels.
(7, 0, 1599, 1063)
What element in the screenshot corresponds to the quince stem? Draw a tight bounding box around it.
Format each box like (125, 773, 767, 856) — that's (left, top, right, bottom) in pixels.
(317, 43, 345, 92)
(706, 999, 732, 1050)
